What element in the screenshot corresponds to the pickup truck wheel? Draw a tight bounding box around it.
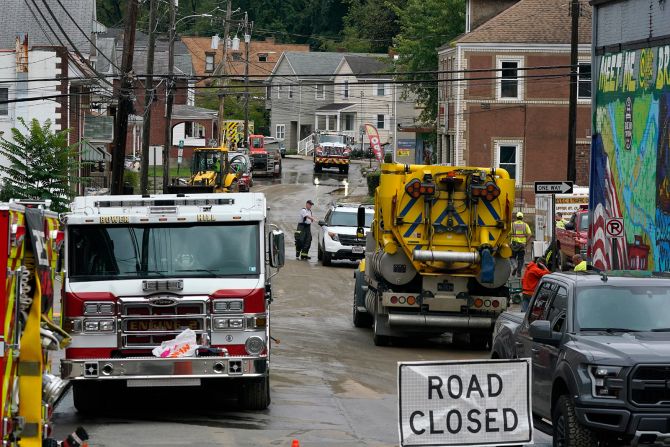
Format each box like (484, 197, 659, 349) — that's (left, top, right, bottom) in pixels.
(322, 251, 332, 266)
(552, 395, 597, 447)
(239, 376, 271, 410)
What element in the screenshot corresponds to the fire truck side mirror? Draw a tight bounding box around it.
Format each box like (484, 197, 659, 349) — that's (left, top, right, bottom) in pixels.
(269, 230, 285, 268)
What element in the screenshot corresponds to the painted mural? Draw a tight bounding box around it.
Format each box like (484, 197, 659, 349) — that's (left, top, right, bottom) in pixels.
(591, 45, 670, 271)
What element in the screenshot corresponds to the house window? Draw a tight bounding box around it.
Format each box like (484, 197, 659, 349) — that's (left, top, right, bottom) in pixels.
(205, 53, 215, 72)
(344, 114, 353, 131)
(495, 141, 523, 186)
(497, 57, 523, 100)
(288, 85, 293, 99)
(258, 53, 268, 62)
(232, 52, 242, 62)
(343, 81, 349, 99)
(266, 85, 271, 99)
(377, 114, 385, 129)
(184, 122, 205, 138)
(0, 88, 7, 115)
(315, 84, 325, 100)
(328, 115, 337, 131)
(376, 83, 386, 96)
(276, 124, 285, 139)
(277, 85, 282, 99)
(578, 63, 592, 99)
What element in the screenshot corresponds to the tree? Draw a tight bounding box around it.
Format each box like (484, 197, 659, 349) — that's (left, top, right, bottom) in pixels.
(393, 0, 465, 123)
(342, 0, 407, 53)
(0, 118, 82, 212)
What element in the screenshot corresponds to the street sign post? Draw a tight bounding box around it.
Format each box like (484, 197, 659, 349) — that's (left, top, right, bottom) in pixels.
(398, 359, 533, 447)
(534, 181, 573, 194)
(606, 217, 624, 239)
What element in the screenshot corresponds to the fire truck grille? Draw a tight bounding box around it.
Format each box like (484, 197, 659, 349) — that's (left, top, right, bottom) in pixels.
(120, 298, 208, 348)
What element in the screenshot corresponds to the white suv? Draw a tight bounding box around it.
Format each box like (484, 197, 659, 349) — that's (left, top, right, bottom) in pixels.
(317, 204, 374, 266)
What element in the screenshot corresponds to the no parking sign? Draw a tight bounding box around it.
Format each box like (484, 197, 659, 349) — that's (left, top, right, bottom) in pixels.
(605, 217, 624, 239)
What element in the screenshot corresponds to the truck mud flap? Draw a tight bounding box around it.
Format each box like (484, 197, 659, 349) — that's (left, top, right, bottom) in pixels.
(388, 314, 494, 329)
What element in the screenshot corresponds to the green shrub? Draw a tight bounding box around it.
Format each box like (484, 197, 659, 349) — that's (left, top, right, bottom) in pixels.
(367, 170, 381, 197)
(124, 169, 139, 192)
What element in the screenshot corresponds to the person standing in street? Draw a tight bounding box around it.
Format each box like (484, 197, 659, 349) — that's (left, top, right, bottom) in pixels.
(510, 211, 533, 277)
(521, 258, 550, 311)
(572, 254, 588, 272)
(296, 200, 316, 260)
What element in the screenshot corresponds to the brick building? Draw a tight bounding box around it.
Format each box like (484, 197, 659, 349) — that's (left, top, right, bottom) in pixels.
(182, 36, 309, 87)
(437, 0, 592, 211)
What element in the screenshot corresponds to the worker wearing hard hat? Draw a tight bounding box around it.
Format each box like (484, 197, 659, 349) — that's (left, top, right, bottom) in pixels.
(510, 211, 533, 278)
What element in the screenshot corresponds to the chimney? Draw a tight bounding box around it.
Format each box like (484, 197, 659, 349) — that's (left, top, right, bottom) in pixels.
(467, 0, 519, 32)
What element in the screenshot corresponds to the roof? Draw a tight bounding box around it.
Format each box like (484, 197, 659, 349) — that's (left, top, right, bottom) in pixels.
(456, 0, 592, 45)
(0, 0, 96, 51)
(316, 103, 356, 112)
(182, 37, 309, 83)
(98, 29, 193, 76)
(173, 104, 217, 120)
(272, 52, 387, 81)
(342, 55, 391, 79)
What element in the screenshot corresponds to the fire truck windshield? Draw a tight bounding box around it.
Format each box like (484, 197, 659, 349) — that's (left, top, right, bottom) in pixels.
(68, 223, 259, 281)
(319, 135, 347, 145)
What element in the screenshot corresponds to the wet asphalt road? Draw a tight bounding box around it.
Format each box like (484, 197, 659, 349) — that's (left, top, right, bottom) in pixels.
(52, 158, 551, 446)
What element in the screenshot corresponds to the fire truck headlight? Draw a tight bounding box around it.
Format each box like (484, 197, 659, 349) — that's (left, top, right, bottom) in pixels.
(245, 336, 265, 355)
(98, 320, 115, 332)
(84, 303, 99, 315)
(213, 317, 228, 330)
(84, 320, 99, 332)
(228, 318, 244, 329)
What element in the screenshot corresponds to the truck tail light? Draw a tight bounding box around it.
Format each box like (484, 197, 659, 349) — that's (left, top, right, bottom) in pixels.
(405, 179, 435, 199)
(473, 298, 483, 308)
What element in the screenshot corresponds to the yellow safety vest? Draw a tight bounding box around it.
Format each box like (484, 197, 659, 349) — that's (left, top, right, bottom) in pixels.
(574, 260, 588, 272)
(510, 220, 530, 244)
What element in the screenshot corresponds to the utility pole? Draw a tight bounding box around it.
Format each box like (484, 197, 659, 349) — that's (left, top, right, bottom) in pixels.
(162, 0, 176, 191)
(243, 13, 252, 148)
(567, 0, 580, 183)
(111, 0, 139, 195)
(140, 0, 157, 194)
(217, 0, 233, 146)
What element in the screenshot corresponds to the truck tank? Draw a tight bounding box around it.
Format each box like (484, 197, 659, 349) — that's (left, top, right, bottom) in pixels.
(356, 163, 515, 348)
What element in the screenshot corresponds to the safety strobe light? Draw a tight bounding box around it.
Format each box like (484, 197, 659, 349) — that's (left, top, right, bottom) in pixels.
(405, 179, 436, 199)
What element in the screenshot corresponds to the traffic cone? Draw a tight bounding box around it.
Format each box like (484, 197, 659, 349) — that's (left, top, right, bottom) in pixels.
(291, 440, 300, 447)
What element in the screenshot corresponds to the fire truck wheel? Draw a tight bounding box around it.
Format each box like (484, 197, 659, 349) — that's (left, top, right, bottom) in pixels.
(342, 165, 349, 175)
(314, 164, 322, 173)
(239, 376, 270, 410)
(72, 382, 97, 414)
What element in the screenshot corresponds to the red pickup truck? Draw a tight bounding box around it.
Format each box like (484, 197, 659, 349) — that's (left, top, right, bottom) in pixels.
(556, 209, 589, 270)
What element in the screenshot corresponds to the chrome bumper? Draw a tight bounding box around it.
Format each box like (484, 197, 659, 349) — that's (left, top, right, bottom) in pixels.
(61, 356, 267, 380)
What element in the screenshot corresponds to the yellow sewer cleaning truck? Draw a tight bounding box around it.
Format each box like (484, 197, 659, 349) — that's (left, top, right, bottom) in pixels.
(352, 164, 515, 348)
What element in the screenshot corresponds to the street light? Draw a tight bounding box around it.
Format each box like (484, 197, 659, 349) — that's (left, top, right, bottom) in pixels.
(163, 10, 213, 190)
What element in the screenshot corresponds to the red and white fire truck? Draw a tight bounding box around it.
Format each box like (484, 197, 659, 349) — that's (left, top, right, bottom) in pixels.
(59, 193, 285, 413)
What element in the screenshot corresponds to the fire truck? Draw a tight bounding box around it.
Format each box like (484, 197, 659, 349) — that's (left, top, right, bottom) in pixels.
(249, 135, 281, 178)
(0, 200, 70, 446)
(59, 194, 285, 413)
(313, 132, 352, 174)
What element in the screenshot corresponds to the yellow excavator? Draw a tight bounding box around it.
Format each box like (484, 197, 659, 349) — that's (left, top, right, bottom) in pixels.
(167, 145, 248, 194)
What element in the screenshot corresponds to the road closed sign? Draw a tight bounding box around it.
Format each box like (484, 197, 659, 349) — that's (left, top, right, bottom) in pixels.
(398, 359, 532, 447)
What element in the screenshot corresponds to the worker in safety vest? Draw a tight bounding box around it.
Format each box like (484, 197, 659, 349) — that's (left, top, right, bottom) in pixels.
(555, 212, 568, 230)
(510, 211, 532, 277)
(573, 254, 588, 272)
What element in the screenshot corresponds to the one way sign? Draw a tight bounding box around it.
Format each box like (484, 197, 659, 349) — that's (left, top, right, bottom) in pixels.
(534, 181, 573, 194)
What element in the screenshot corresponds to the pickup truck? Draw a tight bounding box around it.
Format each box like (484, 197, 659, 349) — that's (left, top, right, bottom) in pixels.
(492, 271, 670, 446)
(556, 209, 589, 270)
